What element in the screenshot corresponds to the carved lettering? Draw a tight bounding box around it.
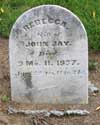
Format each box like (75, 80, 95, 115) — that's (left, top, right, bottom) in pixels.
(23, 17, 69, 31)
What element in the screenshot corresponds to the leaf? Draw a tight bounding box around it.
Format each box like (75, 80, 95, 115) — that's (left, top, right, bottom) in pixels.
(96, 106, 100, 111)
(92, 11, 96, 19)
(0, 8, 4, 13)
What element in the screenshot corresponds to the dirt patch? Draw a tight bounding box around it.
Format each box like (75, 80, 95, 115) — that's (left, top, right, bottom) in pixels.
(0, 38, 100, 125)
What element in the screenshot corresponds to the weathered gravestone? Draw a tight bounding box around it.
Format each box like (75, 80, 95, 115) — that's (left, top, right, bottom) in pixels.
(9, 5, 88, 104)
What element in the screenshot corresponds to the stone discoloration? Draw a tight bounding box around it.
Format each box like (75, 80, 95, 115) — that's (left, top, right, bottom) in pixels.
(22, 72, 33, 89)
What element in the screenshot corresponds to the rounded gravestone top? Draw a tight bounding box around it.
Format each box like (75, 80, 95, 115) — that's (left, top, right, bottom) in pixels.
(9, 5, 88, 104)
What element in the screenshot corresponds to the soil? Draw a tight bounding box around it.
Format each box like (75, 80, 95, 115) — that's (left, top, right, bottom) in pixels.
(0, 37, 100, 125)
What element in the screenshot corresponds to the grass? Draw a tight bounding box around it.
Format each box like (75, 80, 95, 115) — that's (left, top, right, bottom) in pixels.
(0, 0, 100, 51)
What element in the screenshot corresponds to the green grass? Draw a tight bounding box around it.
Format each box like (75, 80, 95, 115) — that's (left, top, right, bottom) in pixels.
(0, 0, 100, 51)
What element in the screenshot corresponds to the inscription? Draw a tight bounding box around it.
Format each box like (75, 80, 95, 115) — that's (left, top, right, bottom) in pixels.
(25, 40, 72, 47)
(15, 69, 82, 77)
(37, 31, 62, 37)
(17, 59, 80, 66)
(23, 16, 69, 31)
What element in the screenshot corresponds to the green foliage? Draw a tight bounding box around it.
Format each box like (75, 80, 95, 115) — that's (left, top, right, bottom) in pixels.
(1, 95, 10, 102)
(0, 0, 100, 50)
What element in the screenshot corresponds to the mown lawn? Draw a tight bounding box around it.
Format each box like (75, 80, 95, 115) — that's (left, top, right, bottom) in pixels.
(0, 0, 100, 50)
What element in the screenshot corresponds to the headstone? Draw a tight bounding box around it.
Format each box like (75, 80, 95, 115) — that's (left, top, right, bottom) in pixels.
(9, 5, 88, 104)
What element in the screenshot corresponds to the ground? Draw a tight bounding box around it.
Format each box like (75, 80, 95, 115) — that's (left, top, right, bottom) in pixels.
(0, 37, 100, 125)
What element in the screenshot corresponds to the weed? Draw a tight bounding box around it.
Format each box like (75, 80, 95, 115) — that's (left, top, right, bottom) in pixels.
(1, 95, 10, 102)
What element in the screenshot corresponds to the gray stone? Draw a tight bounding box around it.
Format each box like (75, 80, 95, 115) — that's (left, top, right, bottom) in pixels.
(49, 110, 64, 116)
(88, 81, 99, 93)
(8, 106, 89, 116)
(64, 109, 89, 116)
(9, 5, 88, 104)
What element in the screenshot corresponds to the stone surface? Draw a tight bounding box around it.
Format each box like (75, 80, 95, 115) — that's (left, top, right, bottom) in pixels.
(9, 5, 88, 104)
